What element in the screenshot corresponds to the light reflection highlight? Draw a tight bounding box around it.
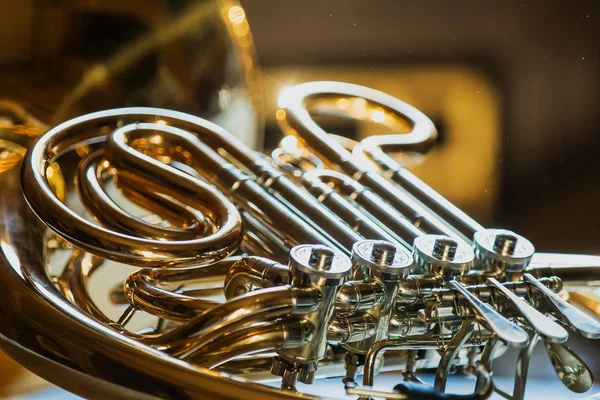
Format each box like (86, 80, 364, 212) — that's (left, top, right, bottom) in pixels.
(1, 241, 22, 279)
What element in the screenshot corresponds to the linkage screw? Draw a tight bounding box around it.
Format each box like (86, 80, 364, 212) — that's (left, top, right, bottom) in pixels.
(493, 233, 518, 256)
(308, 247, 335, 271)
(371, 241, 397, 266)
(432, 238, 458, 261)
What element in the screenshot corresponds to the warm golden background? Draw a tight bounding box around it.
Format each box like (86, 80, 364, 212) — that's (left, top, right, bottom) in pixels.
(242, 0, 600, 254)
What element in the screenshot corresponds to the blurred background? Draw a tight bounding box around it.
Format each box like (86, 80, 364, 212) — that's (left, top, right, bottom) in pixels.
(244, 0, 600, 254)
(0, 0, 599, 398)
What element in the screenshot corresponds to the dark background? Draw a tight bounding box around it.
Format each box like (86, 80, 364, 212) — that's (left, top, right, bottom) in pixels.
(242, 0, 600, 254)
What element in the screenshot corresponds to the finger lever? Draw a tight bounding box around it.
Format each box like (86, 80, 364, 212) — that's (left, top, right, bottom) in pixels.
(449, 280, 529, 348)
(544, 341, 594, 393)
(487, 277, 568, 343)
(523, 273, 600, 339)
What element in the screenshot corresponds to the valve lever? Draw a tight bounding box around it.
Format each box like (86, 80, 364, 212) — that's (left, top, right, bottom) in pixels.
(523, 273, 600, 339)
(448, 280, 529, 348)
(544, 341, 594, 393)
(487, 277, 568, 343)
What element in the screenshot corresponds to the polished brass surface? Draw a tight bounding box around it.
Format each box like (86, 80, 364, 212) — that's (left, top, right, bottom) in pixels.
(1, 77, 600, 400)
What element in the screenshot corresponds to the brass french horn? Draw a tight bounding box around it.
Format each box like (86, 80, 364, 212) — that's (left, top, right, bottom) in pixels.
(0, 80, 598, 399)
(1, 2, 600, 400)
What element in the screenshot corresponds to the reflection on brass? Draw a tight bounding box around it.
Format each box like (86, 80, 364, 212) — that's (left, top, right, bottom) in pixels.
(545, 341, 594, 393)
(0, 102, 42, 175)
(0, 77, 598, 400)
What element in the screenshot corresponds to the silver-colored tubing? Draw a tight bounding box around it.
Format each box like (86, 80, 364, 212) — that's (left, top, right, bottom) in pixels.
(334, 280, 385, 315)
(303, 170, 423, 245)
(362, 336, 495, 387)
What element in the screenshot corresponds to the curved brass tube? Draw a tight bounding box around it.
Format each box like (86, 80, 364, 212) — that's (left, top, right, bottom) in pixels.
(77, 149, 210, 241)
(58, 249, 111, 324)
(61, 252, 319, 357)
(130, 257, 237, 293)
(135, 285, 320, 354)
(107, 118, 342, 252)
(195, 319, 314, 369)
(277, 81, 462, 240)
(58, 247, 325, 362)
(224, 256, 290, 299)
(22, 111, 244, 267)
(60, 250, 236, 324)
(124, 269, 222, 322)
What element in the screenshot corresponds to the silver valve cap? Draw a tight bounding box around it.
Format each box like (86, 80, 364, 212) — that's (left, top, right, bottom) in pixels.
(473, 228, 534, 273)
(351, 240, 412, 275)
(413, 235, 474, 277)
(289, 244, 352, 281)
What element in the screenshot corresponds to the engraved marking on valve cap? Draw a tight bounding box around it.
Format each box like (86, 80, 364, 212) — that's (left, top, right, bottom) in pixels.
(289, 244, 352, 279)
(352, 240, 412, 274)
(474, 229, 534, 272)
(413, 235, 474, 276)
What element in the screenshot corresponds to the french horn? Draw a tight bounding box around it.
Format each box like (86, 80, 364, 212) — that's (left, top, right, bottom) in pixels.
(0, 78, 599, 400)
